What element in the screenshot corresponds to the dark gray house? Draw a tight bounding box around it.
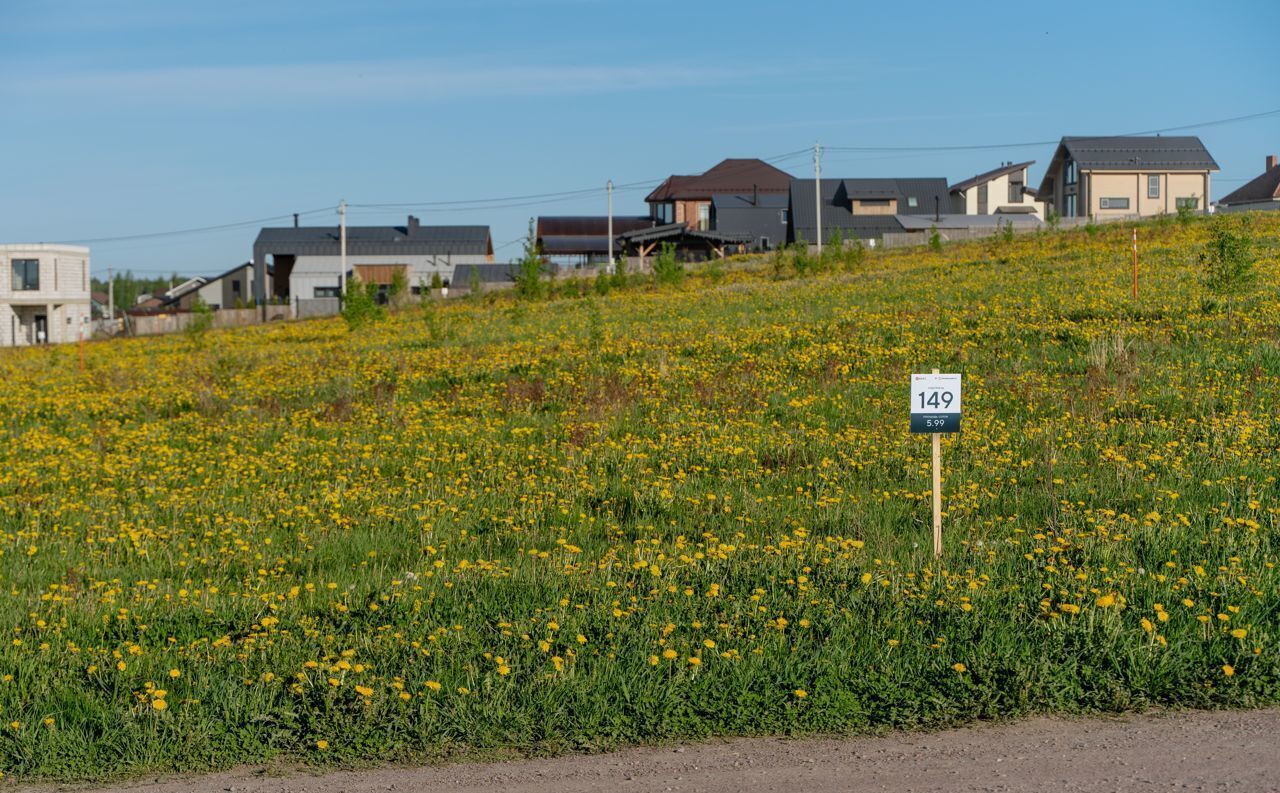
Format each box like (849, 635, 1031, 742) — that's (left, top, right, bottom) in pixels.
(710, 193, 789, 251)
(788, 178, 951, 244)
(1217, 154, 1280, 212)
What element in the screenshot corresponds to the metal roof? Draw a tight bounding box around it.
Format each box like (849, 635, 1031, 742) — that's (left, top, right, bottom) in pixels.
(1060, 136, 1218, 171)
(646, 159, 794, 202)
(254, 220, 492, 257)
(949, 161, 1035, 193)
(536, 216, 653, 236)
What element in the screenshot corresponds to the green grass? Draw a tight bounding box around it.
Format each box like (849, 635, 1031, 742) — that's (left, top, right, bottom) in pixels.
(0, 215, 1278, 781)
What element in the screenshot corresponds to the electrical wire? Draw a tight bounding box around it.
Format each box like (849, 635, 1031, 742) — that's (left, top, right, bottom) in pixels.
(824, 108, 1280, 153)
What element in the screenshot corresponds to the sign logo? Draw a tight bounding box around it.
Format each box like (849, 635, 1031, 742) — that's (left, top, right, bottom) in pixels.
(910, 373, 961, 433)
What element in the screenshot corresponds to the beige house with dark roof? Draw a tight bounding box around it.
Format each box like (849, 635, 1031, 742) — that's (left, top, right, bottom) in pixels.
(1036, 136, 1217, 219)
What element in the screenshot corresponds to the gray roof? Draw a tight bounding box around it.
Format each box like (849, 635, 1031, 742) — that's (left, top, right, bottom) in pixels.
(788, 178, 951, 242)
(450, 263, 526, 287)
(1059, 136, 1218, 171)
(254, 222, 492, 258)
(949, 161, 1035, 193)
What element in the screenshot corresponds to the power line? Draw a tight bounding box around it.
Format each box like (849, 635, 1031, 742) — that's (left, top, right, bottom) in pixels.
(825, 107, 1280, 153)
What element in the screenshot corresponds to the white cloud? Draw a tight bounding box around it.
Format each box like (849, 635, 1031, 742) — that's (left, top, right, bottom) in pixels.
(5, 58, 771, 107)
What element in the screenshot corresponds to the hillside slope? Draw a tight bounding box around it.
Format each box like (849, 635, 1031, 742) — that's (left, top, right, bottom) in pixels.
(1, 216, 1278, 780)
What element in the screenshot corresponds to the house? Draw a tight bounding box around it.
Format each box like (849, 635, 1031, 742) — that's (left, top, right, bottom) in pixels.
(1216, 154, 1280, 213)
(252, 216, 493, 305)
(91, 290, 111, 318)
(163, 262, 271, 310)
(788, 178, 952, 244)
(1, 244, 92, 347)
(615, 224, 754, 266)
(535, 216, 654, 264)
(646, 159, 794, 230)
(949, 161, 1045, 218)
(1035, 136, 1217, 219)
(710, 193, 790, 251)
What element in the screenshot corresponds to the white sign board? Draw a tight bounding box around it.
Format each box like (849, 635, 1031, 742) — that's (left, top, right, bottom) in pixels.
(910, 372, 962, 433)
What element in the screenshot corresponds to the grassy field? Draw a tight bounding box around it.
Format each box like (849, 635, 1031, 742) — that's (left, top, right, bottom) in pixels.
(1, 215, 1278, 781)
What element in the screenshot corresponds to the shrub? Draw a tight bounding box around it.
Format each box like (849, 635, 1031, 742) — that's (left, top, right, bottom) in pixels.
(1200, 215, 1256, 325)
(515, 219, 547, 301)
(652, 242, 684, 286)
(184, 296, 214, 347)
(341, 279, 385, 331)
(928, 225, 943, 252)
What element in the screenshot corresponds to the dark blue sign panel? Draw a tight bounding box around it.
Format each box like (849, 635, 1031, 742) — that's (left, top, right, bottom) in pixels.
(910, 413, 961, 433)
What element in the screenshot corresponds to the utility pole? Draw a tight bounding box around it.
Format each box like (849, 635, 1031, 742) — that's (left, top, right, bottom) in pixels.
(607, 180, 614, 272)
(107, 266, 115, 321)
(338, 200, 347, 300)
(814, 142, 823, 255)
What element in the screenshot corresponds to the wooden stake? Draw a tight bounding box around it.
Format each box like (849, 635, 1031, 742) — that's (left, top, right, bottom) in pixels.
(931, 367, 942, 558)
(1132, 227, 1138, 300)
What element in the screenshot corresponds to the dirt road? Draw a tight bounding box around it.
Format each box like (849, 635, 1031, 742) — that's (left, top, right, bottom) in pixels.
(32, 709, 1280, 793)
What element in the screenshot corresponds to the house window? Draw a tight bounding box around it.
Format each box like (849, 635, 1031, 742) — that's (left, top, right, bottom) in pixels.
(696, 203, 710, 231)
(11, 259, 39, 291)
(654, 203, 673, 224)
(760, 236, 771, 251)
(232, 279, 242, 294)
(779, 209, 790, 224)
(1064, 159, 1078, 185)
(1099, 197, 1130, 210)
(1063, 194, 1077, 216)
(314, 286, 340, 298)
(1176, 196, 1199, 210)
(1147, 175, 1160, 199)
(977, 185, 988, 214)
(1008, 179, 1024, 203)
(907, 196, 918, 208)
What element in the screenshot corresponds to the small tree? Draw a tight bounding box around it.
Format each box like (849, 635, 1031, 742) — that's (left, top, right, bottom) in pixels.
(1201, 215, 1256, 327)
(1045, 209, 1061, 231)
(1177, 196, 1199, 226)
(928, 225, 943, 252)
(185, 296, 214, 347)
(652, 242, 684, 285)
(430, 271, 443, 291)
(388, 269, 409, 307)
(1001, 219, 1015, 243)
(515, 218, 546, 300)
(341, 279, 385, 331)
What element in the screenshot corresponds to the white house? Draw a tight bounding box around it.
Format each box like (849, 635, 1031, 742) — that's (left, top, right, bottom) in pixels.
(949, 161, 1046, 219)
(1, 244, 92, 347)
(251, 216, 494, 307)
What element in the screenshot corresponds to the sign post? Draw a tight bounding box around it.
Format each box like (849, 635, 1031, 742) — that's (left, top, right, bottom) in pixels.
(910, 370, 962, 557)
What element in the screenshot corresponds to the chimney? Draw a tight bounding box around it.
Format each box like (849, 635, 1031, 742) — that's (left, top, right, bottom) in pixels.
(934, 196, 940, 222)
(293, 213, 299, 228)
(752, 184, 759, 206)
(407, 215, 420, 236)
(1268, 154, 1278, 171)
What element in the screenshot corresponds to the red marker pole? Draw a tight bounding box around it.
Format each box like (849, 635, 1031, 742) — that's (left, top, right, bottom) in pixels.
(1132, 227, 1138, 300)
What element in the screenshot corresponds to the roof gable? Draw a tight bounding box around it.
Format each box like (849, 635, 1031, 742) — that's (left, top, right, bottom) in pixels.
(1218, 163, 1280, 205)
(949, 161, 1035, 193)
(646, 158, 794, 202)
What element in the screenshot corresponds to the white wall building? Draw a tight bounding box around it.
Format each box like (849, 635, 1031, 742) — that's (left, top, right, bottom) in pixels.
(949, 161, 1046, 219)
(1, 244, 92, 347)
(252, 216, 494, 307)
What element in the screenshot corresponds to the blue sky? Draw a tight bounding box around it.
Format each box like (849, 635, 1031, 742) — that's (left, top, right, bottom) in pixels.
(1, 0, 1277, 278)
